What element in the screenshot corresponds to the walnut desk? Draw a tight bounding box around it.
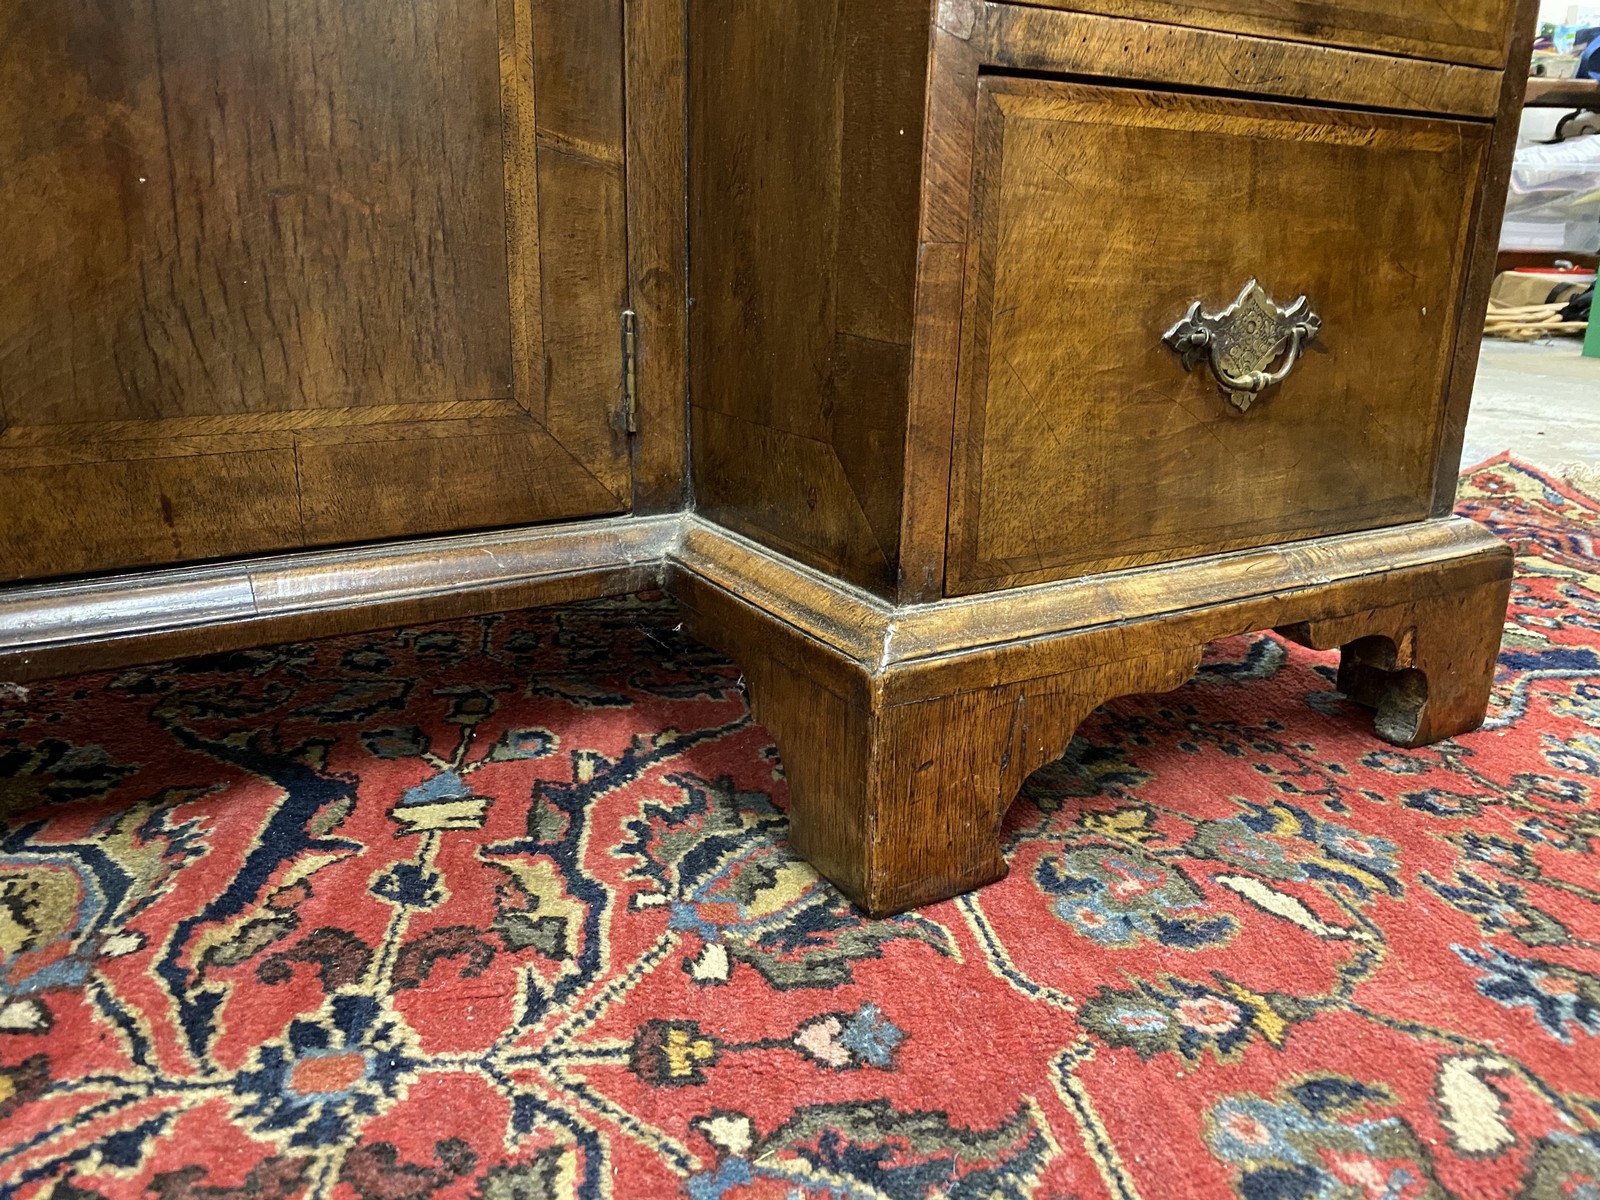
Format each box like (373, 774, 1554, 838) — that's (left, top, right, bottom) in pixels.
(0, 0, 1535, 914)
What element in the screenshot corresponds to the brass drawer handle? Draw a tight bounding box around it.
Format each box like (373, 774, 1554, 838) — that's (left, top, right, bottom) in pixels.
(1163, 280, 1322, 412)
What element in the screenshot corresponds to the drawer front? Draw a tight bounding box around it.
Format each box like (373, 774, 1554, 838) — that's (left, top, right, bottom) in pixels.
(1005, 0, 1518, 68)
(946, 80, 1490, 595)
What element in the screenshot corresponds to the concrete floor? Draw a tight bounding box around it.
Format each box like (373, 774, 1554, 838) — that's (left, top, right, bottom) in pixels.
(1463, 337, 1600, 488)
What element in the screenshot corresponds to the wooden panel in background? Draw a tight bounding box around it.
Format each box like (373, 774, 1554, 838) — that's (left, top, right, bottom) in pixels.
(0, 0, 631, 582)
(294, 423, 624, 544)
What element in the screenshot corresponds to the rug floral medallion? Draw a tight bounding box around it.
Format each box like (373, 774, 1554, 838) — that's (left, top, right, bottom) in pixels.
(2, 456, 1598, 1200)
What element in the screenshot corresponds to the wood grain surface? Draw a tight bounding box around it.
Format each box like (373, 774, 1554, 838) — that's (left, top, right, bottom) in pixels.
(1, 503, 1516, 914)
(625, 0, 689, 513)
(0, 0, 632, 581)
(945, 81, 1489, 593)
(668, 514, 1514, 914)
(0, 513, 680, 681)
(687, 0, 929, 596)
(998, 0, 1519, 69)
(881, 0, 1508, 600)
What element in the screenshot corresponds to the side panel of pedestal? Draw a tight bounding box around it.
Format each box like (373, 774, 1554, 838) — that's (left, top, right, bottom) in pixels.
(686, 0, 929, 594)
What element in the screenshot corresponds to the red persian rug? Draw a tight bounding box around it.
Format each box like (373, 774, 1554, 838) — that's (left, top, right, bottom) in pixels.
(2, 455, 1598, 1200)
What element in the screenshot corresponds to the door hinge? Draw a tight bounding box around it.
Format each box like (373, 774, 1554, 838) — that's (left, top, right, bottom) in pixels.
(619, 308, 639, 434)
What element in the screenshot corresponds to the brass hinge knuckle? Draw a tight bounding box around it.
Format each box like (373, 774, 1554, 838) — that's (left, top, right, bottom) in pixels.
(619, 308, 639, 434)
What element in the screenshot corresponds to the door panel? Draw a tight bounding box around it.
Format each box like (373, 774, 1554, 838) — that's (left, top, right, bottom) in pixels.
(0, 0, 629, 582)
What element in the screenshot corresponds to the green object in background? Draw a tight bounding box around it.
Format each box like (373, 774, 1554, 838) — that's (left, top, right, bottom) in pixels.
(1587, 309, 1600, 359)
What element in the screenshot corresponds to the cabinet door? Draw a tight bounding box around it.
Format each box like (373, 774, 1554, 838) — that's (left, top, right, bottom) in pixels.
(0, 0, 629, 583)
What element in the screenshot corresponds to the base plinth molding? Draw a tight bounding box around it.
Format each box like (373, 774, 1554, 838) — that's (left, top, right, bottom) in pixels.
(0, 511, 1512, 916)
(667, 517, 1512, 915)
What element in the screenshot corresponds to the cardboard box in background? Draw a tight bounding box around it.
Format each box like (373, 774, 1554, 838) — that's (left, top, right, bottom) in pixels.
(1490, 270, 1594, 308)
